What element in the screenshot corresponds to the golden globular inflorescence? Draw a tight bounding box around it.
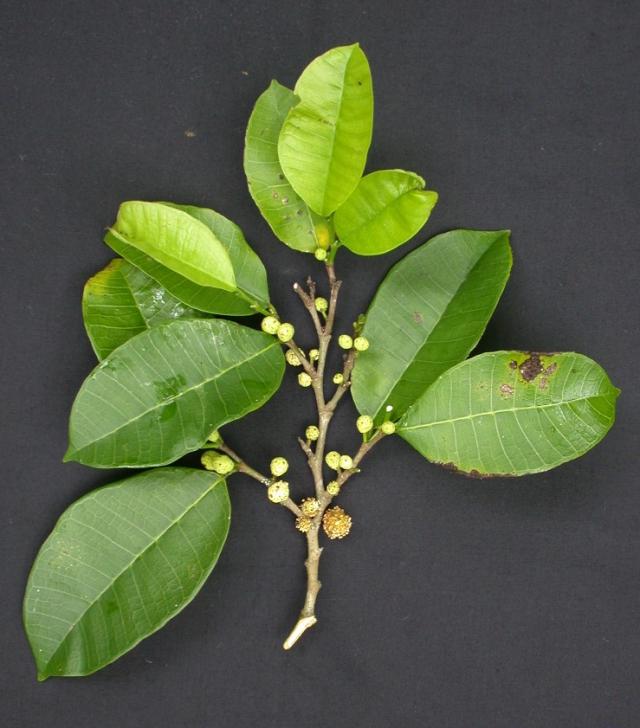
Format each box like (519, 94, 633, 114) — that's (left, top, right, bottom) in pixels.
(295, 515, 312, 533)
(300, 497, 321, 518)
(322, 506, 352, 539)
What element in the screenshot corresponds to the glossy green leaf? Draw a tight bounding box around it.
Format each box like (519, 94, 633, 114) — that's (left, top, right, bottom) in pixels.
(278, 44, 374, 216)
(65, 319, 285, 468)
(352, 230, 512, 421)
(82, 259, 205, 360)
(24, 467, 230, 679)
(334, 170, 438, 255)
(105, 203, 270, 315)
(110, 201, 236, 291)
(244, 80, 331, 253)
(398, 351, 619, 476)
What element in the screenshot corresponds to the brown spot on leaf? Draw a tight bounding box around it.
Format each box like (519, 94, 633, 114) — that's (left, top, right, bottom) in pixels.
(519, 353, 544, 382)
(545, 362, 558, 375)
(500, 383, 514, 396)
(509, 360, 518, 370)
(538, 377, 548, 390)
(412, 311, 424, 324)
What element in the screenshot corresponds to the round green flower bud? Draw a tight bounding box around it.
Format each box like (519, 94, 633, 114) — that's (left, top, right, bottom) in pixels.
(326, 480, 341, 496)
(314, 247, 328, 261)
(332, 373, 344, 385)
(268, 480, 289, 503)
(325, 451, 341, 470)
(276, 322, 295, 343)
(315, 297, 328, 313)
(339, 454, 354, 470)
(305, 425, 320, 441)
(338, 334, 353, 350)
(207, 429, 221, 444)
(298, 372, 312, 387)
(381, 420, 396, 435)
(261, 315, 280, 335)
(353, 336, 370, 352)
(285, 349, 302, 366)
(270, 457, 289, 477)
(356, 415, 373, 434)
(308, 348, 319, 361)
(201, 452, 235, 475)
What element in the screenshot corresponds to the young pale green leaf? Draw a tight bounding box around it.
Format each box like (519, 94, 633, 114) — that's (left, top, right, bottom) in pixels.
(244, 80, 331, 253)
(105, 203, 270, 315)
(278, 44, 374, 216)
(334, 170, 438, 255)
(24, 468, 230, 680)
(65, 319, 285, 468)
(110, 201, 236, 291)
(83, 259, 206, 360)
(351, 230, 512, 421)
(398, 351, 619, 476)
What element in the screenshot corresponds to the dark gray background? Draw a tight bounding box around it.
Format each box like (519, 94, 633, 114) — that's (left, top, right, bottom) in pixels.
(1, 1, 638, 726)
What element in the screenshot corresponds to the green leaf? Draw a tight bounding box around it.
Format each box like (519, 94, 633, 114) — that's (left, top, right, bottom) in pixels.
(83, 259, 206, 360)
(110, 201, 236, 291)
(398, 351, 619, 476)
(65, 319, 285, 468)
(352, 230, 512, 421)
(278, 44, 374, 216)
(24, 467, 230, 679)
(244, 80, 330, 253)
(334, 170, 438, 255)
(105, 203, 270, 315)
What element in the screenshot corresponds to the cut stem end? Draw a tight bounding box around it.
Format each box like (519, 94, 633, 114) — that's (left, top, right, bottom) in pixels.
(283, 615, 318, 650)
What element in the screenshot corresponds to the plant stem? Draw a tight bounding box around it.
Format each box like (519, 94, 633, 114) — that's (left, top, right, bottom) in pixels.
(282, 262, 387, 649)
(217, 442, 302, 518)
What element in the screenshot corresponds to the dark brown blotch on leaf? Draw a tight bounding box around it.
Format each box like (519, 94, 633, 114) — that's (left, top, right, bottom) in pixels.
(519, 353, 544, 382)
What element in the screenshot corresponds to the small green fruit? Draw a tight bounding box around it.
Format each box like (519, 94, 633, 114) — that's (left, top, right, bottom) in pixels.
(277, 323, 295, 343)
(315, 297, 328, 313)
(339, 454, 354, 470)
(201, 452, 235, 475)
(332, 373, 344, 385)
(356, 415, 373, 434)
(298, 372, 312, 387)
(308, 348, 319, 361)
(268, 480, 290, 503)
(326, 480, 340, 496)
(381, 421, 396, 435)
(261, 315, 280, 335)
(314, 247, 328, 261)
(285, 349, 302, 366)
(338, 334, 353, 350)
(353, 336, 370, 352)
(325, 451, 341, 470)
(270, 457, 289, 477)
(305, 425, 320, 441)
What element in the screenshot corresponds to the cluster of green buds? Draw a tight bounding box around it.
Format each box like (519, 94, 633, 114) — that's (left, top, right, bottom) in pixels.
(337, 334, 370, 352)
(201, 451, 235, 475)
(355, 413, 396, 437)
(261, 316, 295, 344)
(325, 450, 354, 471)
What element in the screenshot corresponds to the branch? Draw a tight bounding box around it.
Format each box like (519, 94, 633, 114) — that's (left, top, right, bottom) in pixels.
(217, 442, 303, 518)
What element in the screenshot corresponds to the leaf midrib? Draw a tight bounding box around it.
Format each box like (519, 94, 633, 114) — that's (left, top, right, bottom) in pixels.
(399, 393, 605, 432)
(70, 332, 277, 456)
(39, 476, 224, 678)
(368, 238, 503, 420)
